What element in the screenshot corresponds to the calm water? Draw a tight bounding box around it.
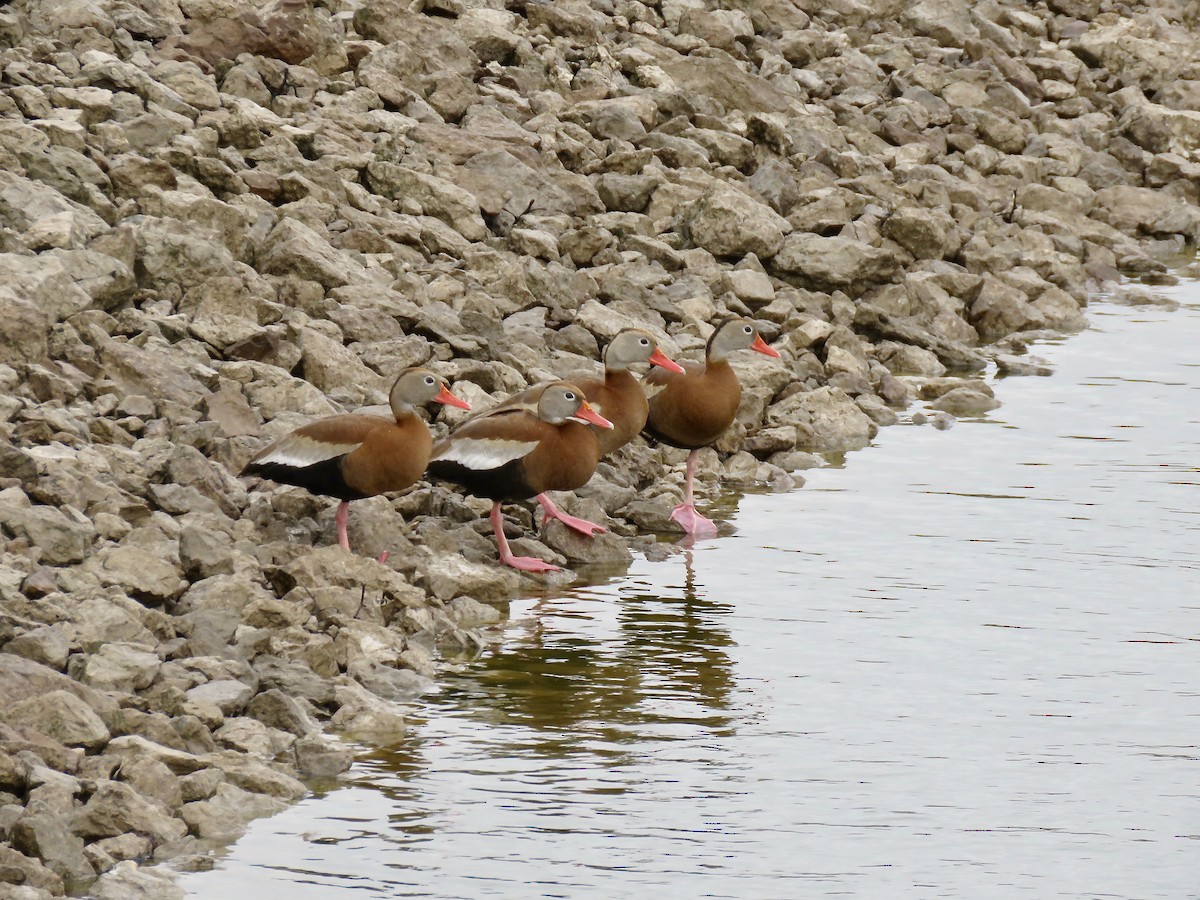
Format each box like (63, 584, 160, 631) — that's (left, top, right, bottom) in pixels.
(178, 280, 1200, 899)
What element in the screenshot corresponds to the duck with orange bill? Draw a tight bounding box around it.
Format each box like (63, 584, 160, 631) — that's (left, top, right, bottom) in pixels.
(467, 328, 684, 537)
(426, 382, 614, 573)
(643, 317, 782, 537)
(241, 367, 470, 555)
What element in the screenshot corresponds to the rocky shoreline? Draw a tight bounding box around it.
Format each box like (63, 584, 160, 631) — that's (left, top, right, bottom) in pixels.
(1, 0, 1198, 895)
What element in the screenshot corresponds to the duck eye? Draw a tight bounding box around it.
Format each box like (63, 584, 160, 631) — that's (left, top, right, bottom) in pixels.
(565, 391, 575, 401)
(425, 376, 435, 385)
(640, 338, 649, 345)
(744, 325, 753, 334)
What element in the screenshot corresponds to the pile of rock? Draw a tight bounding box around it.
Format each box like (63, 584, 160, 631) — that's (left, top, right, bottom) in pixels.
(1, 0, 1198, 893)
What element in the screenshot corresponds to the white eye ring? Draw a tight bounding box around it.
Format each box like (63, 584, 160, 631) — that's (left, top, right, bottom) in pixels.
(743, 325, 753, 334)
(565, 391, 576, 401)
(639, 338, 650, 345)
(424, 376, 435, 385)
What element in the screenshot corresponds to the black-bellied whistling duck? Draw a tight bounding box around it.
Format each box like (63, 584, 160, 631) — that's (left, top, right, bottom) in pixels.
(643, 317, 781, 536)
(473, 329, 684, 537)
(426, 382, 614, 573)
(242, 367, 470, 554)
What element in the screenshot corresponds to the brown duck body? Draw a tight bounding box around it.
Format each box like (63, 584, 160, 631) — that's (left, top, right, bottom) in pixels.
(644, 358, 741, 450)
(427, 410, 601, 502)
(243, 413, 433, 501)
(576, 369, 648, 456)
(489, 370, 647, 458)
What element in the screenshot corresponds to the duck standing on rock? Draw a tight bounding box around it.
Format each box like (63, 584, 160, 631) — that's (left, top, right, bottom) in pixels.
(643, 317, 782, 537)
(471, 329, 684, 537)
(241, 367, 470, 554)
(426, 382, 614, 573)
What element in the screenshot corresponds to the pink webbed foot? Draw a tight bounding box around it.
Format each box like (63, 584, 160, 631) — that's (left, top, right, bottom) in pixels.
(545, 510, 606, 538)
(670, 503, 719, 537)
(537, 494, 606, 538)
(377, 551, 390, 565)
(499, 552, 562, 573)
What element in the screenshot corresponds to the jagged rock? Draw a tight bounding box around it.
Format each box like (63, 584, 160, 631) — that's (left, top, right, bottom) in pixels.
(259, 218, 363, 289)
(85, 547, 185, 604)
(77, 643, 162, 694)
(929, 386, 1002, 416)
(89, 860, 185, 900)
(969, 274, 1047, 343)
(684, 183, 791, 260)
(366, 163, 488, 242)
(766, 386, 875, 453)
(0, 691, 109, 751)
(71, 781, 188, 844)
(420, 554, 522, 602)
(179, 782, 287, 841)
(773, 234, 902, 292)
(0, 504, 95, 566)
(292, 733, 355, 778)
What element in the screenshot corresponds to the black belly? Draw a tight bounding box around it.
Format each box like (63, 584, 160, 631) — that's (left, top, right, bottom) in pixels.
(426, 458, 536, 503)
(242, 458, 368, 502)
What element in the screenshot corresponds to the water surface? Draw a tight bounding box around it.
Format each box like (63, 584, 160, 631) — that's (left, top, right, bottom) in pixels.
(179, 280, 1200, 899)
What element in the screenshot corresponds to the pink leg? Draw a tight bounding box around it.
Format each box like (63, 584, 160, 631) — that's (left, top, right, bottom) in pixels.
(335, 500, 352, 551)
(670, 450, 718, 537)
(490, 503, 561, 573)
(537, 492, 606, 537)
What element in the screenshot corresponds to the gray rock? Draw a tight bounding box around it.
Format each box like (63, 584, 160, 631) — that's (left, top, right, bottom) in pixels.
(293, 733, 355, 779)
(366, 163, 487, 241)
(204, 752, 306, 801)
(258, 217, 363, 289)
(184, 680, 255, 717)
(0, 504, 95, 565)
(421, 554, 522, 602)
(3, 625, 71, 671)
(767, 387, 876, 453)
(118, 758, 183, 812)
(71, 780, 188, 844)
(246, 689, 315, 737)
(12, 803, 94, 886)
(929, 386, 1002, 417)
(684, 182, 791, 259)
(0, 289, 49, 366)
(773, 234, 902, 292)
(179, 782, 286, 842)
(89, 860, 185, 900)
(77, 643, 162, 694)
(0, 691, 109, 751)
(0, 843, 64, 896)
(446, 597, 503, 629)
(969, 274, 1047, 343)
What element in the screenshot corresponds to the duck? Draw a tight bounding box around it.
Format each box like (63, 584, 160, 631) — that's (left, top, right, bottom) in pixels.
(241, 367, 470, 554)
(426, 381, 614, 573)
(470, 328, 684, 537)
(643, 317, 781, 536)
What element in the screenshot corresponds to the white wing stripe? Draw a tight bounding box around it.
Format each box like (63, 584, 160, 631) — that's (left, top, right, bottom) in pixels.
(433, 438, 537, 470)
(254, 435, 361, 468)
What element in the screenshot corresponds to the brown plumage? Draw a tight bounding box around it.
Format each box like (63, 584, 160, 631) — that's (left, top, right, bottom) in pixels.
(427, 382, 614, 572)
(241, 367, 469, 553)
(459, 329, 683, 536)
(643, 317, 781, 536)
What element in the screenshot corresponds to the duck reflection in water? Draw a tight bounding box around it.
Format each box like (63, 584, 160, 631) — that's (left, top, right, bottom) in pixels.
(433, 548, 738, 763)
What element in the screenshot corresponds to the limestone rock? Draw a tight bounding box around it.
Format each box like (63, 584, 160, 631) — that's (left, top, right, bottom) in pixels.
(71, 781, 188, 844)
(766, 387, 875, 453)
(89, 860, 185, 900)
(0, 691, 109, 751)
(773, 234, 902, 292)
(684, 183, 791, 260)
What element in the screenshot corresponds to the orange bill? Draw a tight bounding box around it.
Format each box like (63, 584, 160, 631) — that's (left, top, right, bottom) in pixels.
(574, 401, 614, 429)
(435, 384, 472, 410)
(648, 347, 685, 373)
(751, 334, 781, 358)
